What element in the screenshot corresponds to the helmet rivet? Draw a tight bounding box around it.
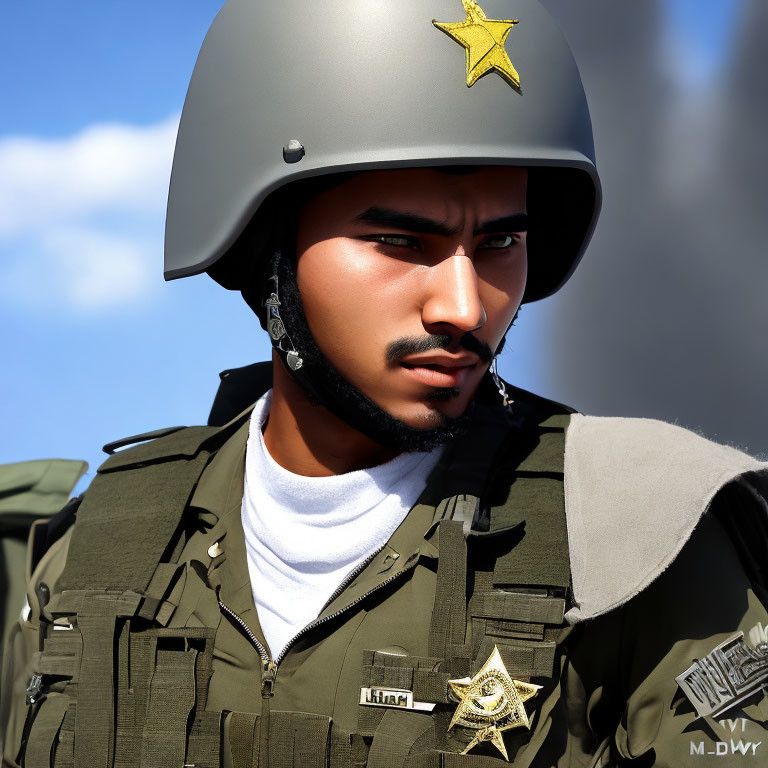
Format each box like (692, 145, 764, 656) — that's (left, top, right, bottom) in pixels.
(283, 139, 305, 163)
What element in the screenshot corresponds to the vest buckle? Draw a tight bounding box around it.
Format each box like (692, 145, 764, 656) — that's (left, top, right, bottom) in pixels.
(25, 673, 46, 706)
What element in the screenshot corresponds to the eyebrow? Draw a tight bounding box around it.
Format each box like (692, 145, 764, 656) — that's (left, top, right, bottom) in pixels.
(354, 207, 528, 237)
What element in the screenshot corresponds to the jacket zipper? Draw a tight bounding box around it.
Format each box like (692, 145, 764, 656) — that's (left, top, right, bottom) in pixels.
(216, 546, 418, 692)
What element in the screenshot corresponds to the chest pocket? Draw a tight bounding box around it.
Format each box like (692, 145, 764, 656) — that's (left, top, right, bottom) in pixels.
(471, 590, 566, 682)
(117, 625, 216, 768)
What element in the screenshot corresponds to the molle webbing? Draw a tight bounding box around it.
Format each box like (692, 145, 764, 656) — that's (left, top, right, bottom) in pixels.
(484, 413, 571, 589)
(458, 411, 571, 685)
(57, 425, 218, 594)
(426, 403, 570, 589)
(43, 419, 244, 768)
(428, 520, 468, 660)
(226, 711, 333, 768)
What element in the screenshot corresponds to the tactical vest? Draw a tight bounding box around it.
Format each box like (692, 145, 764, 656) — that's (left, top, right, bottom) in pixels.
(17, 395, 573, 768)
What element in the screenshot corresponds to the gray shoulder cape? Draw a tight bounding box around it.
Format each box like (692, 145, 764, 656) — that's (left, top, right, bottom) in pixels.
(563, 414, 768, 623)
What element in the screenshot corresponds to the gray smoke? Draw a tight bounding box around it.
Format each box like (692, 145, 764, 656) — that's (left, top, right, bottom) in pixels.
(535, 0, 768, 456)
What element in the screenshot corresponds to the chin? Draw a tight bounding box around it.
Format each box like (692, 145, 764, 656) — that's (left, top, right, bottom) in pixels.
(396, 400, 467, 431)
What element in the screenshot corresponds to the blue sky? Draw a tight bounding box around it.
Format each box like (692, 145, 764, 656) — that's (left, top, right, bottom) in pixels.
(0, 0, 745, 487)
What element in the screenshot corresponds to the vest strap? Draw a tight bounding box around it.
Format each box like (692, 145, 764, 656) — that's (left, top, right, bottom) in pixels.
(227, 711, 333, 768)
(474, 592, 566, 625)
(74, 595, 140, 768)
(23, 693, 69, 768)
(229, 712, 258, 768)
(366, 710, 434, 768)
(187, 711, 224, 768)
(139, 645, 197, 768)
(428, 520, 468, 661)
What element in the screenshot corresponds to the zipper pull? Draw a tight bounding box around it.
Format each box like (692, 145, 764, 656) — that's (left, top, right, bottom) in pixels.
(261, 661, 277, 698)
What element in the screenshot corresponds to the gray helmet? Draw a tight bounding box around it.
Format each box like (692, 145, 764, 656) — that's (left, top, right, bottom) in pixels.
(165, 0, 601, 302)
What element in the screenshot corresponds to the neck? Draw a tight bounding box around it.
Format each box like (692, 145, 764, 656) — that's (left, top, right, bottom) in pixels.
(263, 351, 400, 476)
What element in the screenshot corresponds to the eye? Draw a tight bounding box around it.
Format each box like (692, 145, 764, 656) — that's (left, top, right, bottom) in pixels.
(478, 234, 518, 250)
(365, 234, 421, 250)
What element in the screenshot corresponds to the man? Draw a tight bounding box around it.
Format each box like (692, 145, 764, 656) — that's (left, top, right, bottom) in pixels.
(3, 1, 768, 766)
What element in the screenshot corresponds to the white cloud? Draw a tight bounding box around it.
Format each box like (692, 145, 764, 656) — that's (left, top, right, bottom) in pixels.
(0, 116, 178, 312)
(0, 116, 178, 236)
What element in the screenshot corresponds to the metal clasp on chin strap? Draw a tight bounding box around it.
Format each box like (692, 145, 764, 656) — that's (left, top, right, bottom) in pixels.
(265, 274, 304, 371)
(491, 359, 513, 408)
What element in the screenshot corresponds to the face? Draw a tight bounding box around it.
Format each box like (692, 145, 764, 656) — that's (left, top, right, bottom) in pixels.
(295, 167, 528, 430)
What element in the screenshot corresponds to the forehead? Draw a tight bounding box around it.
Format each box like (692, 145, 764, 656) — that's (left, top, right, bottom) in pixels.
(299, 166, 528, 221)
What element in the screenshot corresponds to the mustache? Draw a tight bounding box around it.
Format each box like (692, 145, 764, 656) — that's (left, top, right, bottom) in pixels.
(385, 333, 494, 364)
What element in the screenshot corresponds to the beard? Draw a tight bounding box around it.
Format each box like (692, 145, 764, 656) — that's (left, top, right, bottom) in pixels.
(271, 248, 486, 452)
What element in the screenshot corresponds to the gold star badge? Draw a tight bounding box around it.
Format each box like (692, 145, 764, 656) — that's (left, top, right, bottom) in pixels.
(433, 1, 521, 90)
(448, 646, 542, 761)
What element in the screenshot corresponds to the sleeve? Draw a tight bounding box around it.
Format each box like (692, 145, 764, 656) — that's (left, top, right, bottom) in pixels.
(1, 528, 72, 768)
(612, 490, 768, 766)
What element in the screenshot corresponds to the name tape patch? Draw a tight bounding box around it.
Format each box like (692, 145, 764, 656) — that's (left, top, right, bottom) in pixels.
(359, 687, 435, 712)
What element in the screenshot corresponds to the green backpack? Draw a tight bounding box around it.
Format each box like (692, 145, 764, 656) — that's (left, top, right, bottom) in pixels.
(0, 460, 87, 682)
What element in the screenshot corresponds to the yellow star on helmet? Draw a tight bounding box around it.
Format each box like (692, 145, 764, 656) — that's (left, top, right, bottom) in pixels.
(433, 0, 521, 89)
(448, 646, 542, 761)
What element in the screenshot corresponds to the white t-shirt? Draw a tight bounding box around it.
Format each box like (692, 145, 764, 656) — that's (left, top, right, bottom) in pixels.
(241, 391, 442, 657)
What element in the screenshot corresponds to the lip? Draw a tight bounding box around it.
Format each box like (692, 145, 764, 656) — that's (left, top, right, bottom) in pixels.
(398, 354, 478, 388)
(398, 352, 479, 369)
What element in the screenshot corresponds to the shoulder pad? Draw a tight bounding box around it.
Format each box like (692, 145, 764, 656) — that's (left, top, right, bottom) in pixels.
(99, 408, 252, 474)
(564, 415, 768, 623)
(103, 426, 187, 455)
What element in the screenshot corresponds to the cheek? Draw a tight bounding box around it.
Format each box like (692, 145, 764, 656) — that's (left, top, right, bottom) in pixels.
(296, 240, 421, 348)
(478, 254, 527, 338)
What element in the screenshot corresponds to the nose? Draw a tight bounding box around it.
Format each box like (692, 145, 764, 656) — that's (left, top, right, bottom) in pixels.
(421, 251, 486, 335)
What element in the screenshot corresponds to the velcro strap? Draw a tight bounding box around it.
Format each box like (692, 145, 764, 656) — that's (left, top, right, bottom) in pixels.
(267, 711, 332, 768)
(370, 664, 414, 690)
(477, 636, 557, 681)
(75, 594, 140, 768)
(187, 711, 224, 768)
(428, 520, 468, 659)
(366, 710, 434, 768)
(139, 646, 198, 768)
(487, 420, 571, 590)
(36, 631, 81, 679)
(484, 618, 545, 640)
(24, 694, 69, 768)
(361, 652, 471, 707)
(412, 670, 452, 704)
(474, 592, 565, 625)
(229, 712, 259, 768)
(138, 563, 183, 620)
(328, 729, 367, 768)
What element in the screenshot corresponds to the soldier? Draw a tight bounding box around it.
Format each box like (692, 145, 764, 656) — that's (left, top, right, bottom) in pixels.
(3, 1, 768, 766)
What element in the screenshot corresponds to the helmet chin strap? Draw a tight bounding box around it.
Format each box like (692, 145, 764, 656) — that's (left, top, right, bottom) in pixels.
(490, 358, 512, 408)
(264, 274, 304, 373)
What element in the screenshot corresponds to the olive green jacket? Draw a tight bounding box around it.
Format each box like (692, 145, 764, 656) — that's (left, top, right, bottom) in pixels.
(3, 394, 768, 767)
